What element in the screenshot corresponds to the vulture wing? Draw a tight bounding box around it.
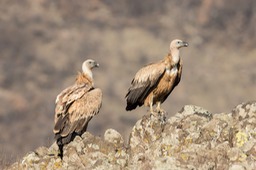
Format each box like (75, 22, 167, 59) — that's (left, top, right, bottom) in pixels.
(54, 87, 102, 144)
(54, 83, 92, 132)
(125, 61, 166, 110)
(174, 59, 183, 87)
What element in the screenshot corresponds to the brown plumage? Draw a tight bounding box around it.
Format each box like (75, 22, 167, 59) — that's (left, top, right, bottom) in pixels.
(53, 59, 102, 158)
(125, 39, 188, 113)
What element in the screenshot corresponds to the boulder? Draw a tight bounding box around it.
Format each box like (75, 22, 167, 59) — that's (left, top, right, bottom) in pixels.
(8, 101, 256, 169)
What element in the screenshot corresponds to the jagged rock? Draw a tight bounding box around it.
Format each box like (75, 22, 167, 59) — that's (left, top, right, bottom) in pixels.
(104, 128, 124, 146)
(8, 101, 256, 169)
(128, 113, 165, 169)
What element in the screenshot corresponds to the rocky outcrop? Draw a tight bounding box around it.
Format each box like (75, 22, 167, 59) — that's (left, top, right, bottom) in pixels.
(8, 102, 256, 170)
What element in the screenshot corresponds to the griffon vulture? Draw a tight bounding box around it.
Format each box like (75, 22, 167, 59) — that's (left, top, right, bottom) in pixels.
(125, 39, 188, 114)
(53, 59, 102, 158)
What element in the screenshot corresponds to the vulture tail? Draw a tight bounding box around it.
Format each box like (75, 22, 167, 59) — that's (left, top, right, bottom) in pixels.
(126, 87, 148, 111)
(56, 136, 64, 159)
(58, 144, 64, 159)
(126, 102, 138, 111)
(55, 132, 76, 159)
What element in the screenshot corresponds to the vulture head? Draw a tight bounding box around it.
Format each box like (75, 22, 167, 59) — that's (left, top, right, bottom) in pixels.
(82, 59, 99, 72)
(81, 59, 99, 80)
(170, 39, 189, 49)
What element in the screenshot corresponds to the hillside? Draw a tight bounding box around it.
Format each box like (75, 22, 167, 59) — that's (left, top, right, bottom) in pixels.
(0, 0, 256, 167)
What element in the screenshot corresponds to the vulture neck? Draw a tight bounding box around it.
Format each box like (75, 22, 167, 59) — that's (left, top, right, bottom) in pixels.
(76, 71, 94, 86)
(82, 66, 93, 80)
(170, 47, 180, 64)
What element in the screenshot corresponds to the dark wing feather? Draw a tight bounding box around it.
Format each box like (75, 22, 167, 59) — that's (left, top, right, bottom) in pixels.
(173, 59, 183, 88)
(126, 62, 166, 110)
(53, 114, 68, 134)
(54, 88, 102, 145)
(54, 83, 92, 126)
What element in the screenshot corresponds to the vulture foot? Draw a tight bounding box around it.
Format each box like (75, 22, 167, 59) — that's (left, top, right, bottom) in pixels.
(149, 110, 166, 123)
(157, 110, 166, 123)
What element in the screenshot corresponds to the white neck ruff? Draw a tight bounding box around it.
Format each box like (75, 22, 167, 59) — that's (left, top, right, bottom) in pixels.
(171, 48, 180, 64)
(82, 64, 93, 80)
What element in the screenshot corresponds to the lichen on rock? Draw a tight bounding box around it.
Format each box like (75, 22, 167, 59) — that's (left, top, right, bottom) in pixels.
(8, 101, 256, 170)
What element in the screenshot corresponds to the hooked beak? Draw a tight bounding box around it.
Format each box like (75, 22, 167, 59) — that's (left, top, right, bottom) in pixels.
(183, 41, 189, 47)
(94, 62, 100, 67)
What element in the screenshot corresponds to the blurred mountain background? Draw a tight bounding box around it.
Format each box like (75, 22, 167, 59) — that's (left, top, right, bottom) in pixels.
(0, 0, 255, 167)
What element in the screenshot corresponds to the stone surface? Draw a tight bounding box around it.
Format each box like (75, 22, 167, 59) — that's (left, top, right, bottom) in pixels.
(7, 101, 256, 169)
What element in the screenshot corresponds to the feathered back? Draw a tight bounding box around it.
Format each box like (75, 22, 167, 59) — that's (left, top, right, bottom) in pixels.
(125, 61, 166, 110)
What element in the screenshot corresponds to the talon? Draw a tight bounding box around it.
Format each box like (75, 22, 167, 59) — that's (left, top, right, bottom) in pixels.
(156, 108, 166, 114)
(158, 111, 167, 123)
(149, 110, 157, 117)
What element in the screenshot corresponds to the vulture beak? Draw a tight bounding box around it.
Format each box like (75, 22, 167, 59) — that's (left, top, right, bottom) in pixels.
(94, 62, 100, 67)
(183, 41, 189, 47)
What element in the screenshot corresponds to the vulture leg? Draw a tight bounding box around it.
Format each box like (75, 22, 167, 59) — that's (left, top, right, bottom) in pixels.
(149, 95, 154, 113)
(156, 102, 165, 113)
(156, 102, 161, 112)
(156, 102, 166, 122)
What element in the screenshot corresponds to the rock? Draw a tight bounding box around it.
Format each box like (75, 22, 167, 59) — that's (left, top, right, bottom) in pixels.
(7, 101, 256, 169)
(104, 128, 124, 146)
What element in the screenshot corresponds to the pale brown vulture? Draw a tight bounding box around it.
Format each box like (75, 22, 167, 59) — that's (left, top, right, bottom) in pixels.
(53, 59, 102, 158)
(125, 39, 188, 114)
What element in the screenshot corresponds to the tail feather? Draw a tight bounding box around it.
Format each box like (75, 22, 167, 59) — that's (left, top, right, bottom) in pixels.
(126, 87, 147, 111)
(55, 132, 77, 159)
(126, 102, 138, 111)
(58, 144, 64, 159)
(56, 135, 64, 159)
(125, 90, 140, 111)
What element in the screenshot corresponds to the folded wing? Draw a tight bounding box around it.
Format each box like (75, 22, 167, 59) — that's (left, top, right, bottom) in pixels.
(125, 62, 166, 110)
(54, 84, 102, 145)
